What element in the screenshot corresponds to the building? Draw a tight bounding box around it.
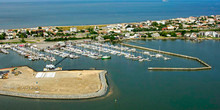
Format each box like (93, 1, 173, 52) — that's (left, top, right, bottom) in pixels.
(126, 28, 134, 32)
(167, 25, 175, 30)
(96, 36, 105, 42)
(151, 33, 160, 38)
(190, 33, 197, 38)
(70, 27, 77, 32)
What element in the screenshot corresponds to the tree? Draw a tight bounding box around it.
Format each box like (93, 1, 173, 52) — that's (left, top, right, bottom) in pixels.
(26, 30, 30, 35)
(0, 33, 6, 40)
(38, 27, 42, 29)
(13, 30, 18, 33)
(170, 32, 177, 37)
(147, 33, 152, 37)
(31, 31, 36, 35)
(38, 32, 44, 37)
(181, 30, 186, 36)
(178, 23, 183, 29)
(151, 22, 158, 27)
(159, 31, 168, 37)
(58, 29, 63, 32)
(20, 33, 26, 43)
(19, 33, 27, 38)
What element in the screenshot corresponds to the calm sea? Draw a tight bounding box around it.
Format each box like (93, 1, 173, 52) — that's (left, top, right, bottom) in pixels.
(0, 0, 220, 29)
(0, 40, 220, 110)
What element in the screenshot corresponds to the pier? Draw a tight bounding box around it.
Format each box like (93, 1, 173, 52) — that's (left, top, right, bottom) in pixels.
(120, 43, 212, 71)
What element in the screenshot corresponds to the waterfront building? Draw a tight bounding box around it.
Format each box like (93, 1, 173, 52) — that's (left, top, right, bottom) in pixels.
(151, 33, 160, 38)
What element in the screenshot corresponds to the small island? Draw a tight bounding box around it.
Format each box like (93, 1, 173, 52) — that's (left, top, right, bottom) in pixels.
(0, 66, 108, 99)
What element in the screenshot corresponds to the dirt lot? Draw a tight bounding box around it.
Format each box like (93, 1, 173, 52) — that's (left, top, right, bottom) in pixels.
(0, 66, 103, 95)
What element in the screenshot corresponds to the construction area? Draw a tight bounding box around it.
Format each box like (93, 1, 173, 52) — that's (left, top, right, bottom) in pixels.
(0, 66, 108, 99)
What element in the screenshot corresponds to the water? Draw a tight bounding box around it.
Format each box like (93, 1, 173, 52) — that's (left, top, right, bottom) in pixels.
(0, 40, 220, 110)
(0, 0, 220, 29)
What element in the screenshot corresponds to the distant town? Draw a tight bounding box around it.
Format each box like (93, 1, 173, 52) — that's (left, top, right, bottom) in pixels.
(0, 15, 220, 43)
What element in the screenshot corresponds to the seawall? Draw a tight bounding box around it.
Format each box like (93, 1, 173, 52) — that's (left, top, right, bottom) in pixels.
(121, 43, 212, 71)
(0, 70, 108, 99)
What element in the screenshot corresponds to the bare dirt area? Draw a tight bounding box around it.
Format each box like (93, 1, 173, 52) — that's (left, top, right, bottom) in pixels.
(0, 66, 105, 96)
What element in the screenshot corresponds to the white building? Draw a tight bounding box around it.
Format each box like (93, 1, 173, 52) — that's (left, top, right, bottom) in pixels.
(96, 36, 105, 42)
(126, 28, 134, 32)
(204, 31, 219, 37)
(0, 29, 6, 34)
(151, 33, 160, 38)
(70, 27, 77, 32)
(167, 25, 175, 30)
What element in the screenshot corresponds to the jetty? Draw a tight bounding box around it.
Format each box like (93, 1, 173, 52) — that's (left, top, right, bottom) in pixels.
(0, 66, 108, 99)
(120, 43, 212, 71)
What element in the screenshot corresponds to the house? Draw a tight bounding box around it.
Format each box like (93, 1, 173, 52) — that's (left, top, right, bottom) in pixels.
(167, 25, 175, 30)
(156, 20, 166, 25)
(5, 36, 14, 39)
(43, 32, 49, 36)
(162, 27, 168, 31)
(0, 29, 6, 34)
(125, 33, 130, 38)
(176, 32, 182, 36)
(57, 41, 65, 47)
(151, 33, 160, 38)
(167, 34, 171, 37)
(63, 31, 70, 34)
(70, 27, 77, 32)
(216, 15, 220, 20)
(184, 33, 191, 37)
(126, 28, 134, 32)
(190, 33, 197, 38)
(96, 36, 105, 42)
(108, 29, 121, 33)
(204, 31, 219, 37)
(207, 18, 215, 24)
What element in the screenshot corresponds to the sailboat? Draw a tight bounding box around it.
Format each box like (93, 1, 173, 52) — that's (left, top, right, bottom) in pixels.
(155, 46, 163, 58)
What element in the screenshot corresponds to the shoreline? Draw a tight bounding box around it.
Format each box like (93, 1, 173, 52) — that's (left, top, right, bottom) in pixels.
(0, 66, 109, 100)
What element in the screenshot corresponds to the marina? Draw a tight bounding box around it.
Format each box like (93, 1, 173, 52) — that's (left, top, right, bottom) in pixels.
(0, 39, 219, 110)
(0, 0, 219, 109)
(0, 42, 172, 67)
(0, 40, 212, 72)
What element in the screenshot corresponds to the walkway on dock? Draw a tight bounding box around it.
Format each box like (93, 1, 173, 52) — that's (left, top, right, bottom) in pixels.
(120, 43, 212, 71)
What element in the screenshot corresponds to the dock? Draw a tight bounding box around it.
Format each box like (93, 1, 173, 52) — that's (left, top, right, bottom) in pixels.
(120, 43, 212, 71)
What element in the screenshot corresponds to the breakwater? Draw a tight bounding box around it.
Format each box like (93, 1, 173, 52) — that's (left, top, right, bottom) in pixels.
(0, 70, 108, 99)
(121, 43, 212, 71)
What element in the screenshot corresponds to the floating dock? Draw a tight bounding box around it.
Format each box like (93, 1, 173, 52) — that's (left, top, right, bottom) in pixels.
(121, 43, 212, 71)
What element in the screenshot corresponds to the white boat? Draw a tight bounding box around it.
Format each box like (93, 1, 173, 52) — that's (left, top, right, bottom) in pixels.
(164, 57, 171, 60)
(139, 59, 144, 62)
(43, 64, 62, 71)
(102, 56, 111, 60)
(155, 54, 163, 58)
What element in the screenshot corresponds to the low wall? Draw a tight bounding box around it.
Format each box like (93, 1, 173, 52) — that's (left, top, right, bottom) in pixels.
(0, 70, 108, 99)
(121, 43, 212, 71)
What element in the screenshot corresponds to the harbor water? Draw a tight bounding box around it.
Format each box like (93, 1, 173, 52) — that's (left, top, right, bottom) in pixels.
(0, 39, 220, 110)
